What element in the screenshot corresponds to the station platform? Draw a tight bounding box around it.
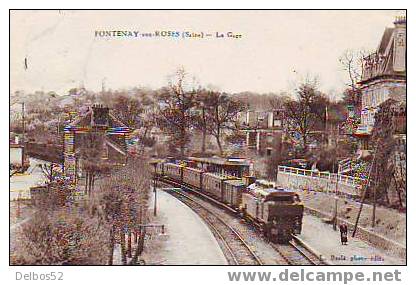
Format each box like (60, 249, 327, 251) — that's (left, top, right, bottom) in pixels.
(299, 215, 405, 265)
(141, 189, 227, 265)
(10, 158, 48, 201)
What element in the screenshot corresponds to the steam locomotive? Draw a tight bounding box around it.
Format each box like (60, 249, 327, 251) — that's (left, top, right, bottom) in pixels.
(155, 160, 304, 243)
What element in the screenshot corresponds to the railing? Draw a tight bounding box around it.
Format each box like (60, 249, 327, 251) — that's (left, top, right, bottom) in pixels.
(355, 124, 373, 134)
(277, 165, 366, 188)
(338, 158, 352, 174)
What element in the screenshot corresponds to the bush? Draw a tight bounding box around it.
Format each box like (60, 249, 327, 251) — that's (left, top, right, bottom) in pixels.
(11, 210, 110, 265)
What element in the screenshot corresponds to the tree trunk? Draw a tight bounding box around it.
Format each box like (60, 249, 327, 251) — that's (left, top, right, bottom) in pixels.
(393, 174, 403, 208)
(180, 126, 186, 158)
(108, 225, 115, 265)
(91, 173, 95, 194)
(127, 230, 132, 258)
(130, 227, 146, 265)
(216, 135, 223, 156)
(88, 173, 92, 196)
(134, 230, 138, 244)
(201, 108, 207, 154)
(201, 128, 206, 154)
(85, 172, 89, 195)
(120, 231, 127, 265)
(302, 134, 308, 154)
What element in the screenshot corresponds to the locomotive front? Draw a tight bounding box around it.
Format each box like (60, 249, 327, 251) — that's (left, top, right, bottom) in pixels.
(263, 191, 304, 243)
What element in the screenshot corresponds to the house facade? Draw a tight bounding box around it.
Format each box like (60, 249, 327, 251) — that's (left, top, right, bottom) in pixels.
(356, 16, 406, 136)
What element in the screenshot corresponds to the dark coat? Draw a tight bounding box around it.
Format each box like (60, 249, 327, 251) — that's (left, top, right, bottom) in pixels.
(339, 224, 348, 243)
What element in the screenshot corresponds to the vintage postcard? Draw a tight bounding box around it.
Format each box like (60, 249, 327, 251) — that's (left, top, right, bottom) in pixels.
(9, 10, 406, 272)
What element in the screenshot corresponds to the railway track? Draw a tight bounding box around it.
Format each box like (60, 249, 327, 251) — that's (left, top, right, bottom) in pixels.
(157, 176, 328, 265)
(164, 187, 263, 265)
(270, 236, 328, 265)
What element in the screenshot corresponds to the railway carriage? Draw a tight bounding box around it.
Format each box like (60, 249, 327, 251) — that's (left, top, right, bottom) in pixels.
(182, 167, 203, 189)
(164, 162, 183, 182)
(156, 161, 165, 176)
(202, 173, 239, 202)
(223, 179, 245, 208)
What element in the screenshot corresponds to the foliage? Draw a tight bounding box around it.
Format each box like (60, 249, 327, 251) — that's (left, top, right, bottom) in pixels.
(12, 209, 110, 265)
(95, 157, 151, 265)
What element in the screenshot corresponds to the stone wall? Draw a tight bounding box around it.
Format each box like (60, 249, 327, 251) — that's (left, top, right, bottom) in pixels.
(276, 172, 360, 198)
(305, 206, 406, 259)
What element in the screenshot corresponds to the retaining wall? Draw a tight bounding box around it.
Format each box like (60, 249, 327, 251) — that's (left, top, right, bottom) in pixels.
(277, 172, 359, 199)
(304, 206, 406, 260)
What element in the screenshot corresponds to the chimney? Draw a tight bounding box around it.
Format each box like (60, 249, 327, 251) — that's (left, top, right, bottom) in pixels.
(394, 16, 406, 28)
(92, 104, 110, 126)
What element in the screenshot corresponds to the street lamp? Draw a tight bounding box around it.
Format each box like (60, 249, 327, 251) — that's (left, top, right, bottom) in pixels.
(153, 163, 157, 216)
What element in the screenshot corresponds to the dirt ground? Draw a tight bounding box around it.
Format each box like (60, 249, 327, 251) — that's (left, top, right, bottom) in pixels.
(297, 190, 406, 245)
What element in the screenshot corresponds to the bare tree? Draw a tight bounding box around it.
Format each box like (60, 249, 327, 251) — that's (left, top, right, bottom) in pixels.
(111, 94, 144, 128)
(193, 89, 212, 154)
(78, 131, 110, 195)
(111, 93, 156, 153)
(269, 92, 291, 110)
(156, 68, 197, 158)
(204, 92, 245, 155)
(284, 79, 327, 154)
(338, 49, 370, 91)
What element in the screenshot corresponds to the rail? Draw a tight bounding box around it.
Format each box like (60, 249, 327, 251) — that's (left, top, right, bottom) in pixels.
(164, 187, 262, 265)
(277, 165, 366, 188)
(157, 175, 328, 265)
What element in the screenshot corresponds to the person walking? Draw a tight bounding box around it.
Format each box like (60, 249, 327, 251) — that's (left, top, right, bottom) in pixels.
(339, 223, 348, 245)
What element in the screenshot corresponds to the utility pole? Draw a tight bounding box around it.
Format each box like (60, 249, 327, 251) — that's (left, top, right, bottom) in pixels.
(352, 141, 379, 237)
(372, 163, 378, 228)
(21, 102, 25, 143)
(153, 164, 157, 216)
(21, 102, 26, 174)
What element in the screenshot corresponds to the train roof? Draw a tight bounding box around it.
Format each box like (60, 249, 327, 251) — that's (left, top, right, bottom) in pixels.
(183, 166, 203, 173)
(203, 172, 240, 180)
(149, 158, 165, 165)
(164, 162, 183, 167)
(188, 156, 250, 166)
(224, 179, 246, 186)
(247, 184, 297, 199)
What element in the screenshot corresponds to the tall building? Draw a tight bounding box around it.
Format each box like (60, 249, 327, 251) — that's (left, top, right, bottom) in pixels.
(242, 109, 285, 156)
(356, 16, 406, 136)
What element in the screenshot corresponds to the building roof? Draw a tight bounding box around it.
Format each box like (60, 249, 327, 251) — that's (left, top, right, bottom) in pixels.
(377, 28, 394, 55)
(359, 19, 406, 84)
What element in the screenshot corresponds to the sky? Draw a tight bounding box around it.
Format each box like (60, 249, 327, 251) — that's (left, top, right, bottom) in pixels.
(10, 10, 405, 97)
